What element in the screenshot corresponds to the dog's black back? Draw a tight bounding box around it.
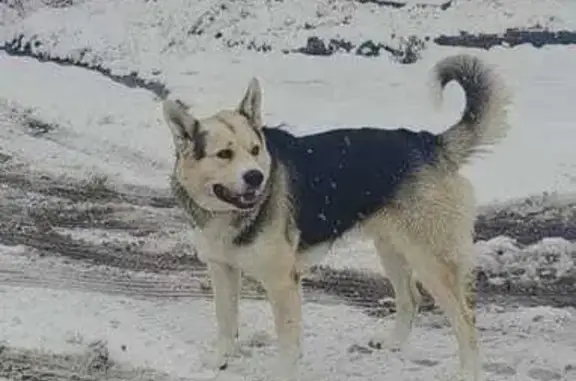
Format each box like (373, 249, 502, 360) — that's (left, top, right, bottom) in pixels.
(264, 126, 440, 251)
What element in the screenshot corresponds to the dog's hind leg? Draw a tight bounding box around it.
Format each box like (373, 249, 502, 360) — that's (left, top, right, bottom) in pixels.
(365, 209, 480, 379)
(207, 261, 242, 370)
(404, 245, 480, 381)
(369, 237, 422, 351)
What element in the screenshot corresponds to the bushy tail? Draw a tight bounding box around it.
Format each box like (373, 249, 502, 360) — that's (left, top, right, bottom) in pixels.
(430, 54, 512, 168)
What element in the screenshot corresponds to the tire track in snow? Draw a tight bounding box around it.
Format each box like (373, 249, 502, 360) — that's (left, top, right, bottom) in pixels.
(1, 166, 576, 315)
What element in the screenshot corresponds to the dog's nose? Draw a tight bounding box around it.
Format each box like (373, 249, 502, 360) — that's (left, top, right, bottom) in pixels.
(243, 170, 264, 187)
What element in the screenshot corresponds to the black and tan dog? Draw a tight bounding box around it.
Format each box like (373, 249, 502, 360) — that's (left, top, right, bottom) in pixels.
(162, 54, 511, 381)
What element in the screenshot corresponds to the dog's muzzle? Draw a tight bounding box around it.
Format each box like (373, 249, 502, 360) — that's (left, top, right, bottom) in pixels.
(212, 184, 263, 210)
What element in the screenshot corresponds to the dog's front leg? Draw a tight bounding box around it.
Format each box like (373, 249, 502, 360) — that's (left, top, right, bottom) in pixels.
(207, 261, 242, 370)
(261, 267, 302, 381)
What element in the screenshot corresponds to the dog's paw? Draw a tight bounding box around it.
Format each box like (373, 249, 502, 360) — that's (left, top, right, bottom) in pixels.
(366, 328, 412, 353)
(202, 337, 243, 371)
(276, 345, 303, 381)
(201, 350, 229, 371)
(216, 357, 229, 371)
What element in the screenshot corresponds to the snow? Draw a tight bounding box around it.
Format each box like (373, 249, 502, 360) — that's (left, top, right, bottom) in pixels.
(1, 0, 576, 380)
(3, 0, 576, 203)
(0, 55, 172, 191)
(2, 0, 576, 73)
(323, 233, 576, 283)
(1, 269, 576, 381)
(477, 237, 576, 285)
(1, 47, 576, 204)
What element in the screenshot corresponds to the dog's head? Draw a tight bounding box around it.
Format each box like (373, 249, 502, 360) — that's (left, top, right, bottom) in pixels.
(163, 78, 272, 212)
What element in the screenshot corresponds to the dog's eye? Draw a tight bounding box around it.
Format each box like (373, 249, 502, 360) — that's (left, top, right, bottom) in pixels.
(250, 146, 260, 156)
(216, 149, 234, 160)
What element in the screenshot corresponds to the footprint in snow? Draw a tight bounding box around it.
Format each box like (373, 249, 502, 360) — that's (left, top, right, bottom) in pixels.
(483, 362, 517, 376)
(527, 367, 562, 381)
(411, 358, 440, 367)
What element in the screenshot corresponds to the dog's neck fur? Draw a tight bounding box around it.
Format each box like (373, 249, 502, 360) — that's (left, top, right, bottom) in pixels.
(170, 156, 286, 246)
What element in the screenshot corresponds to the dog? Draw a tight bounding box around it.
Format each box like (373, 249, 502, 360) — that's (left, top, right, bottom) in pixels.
(161, 54, 511, 381)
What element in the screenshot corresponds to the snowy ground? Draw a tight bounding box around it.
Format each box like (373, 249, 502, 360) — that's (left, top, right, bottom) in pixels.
(1, 0, 576, 380)
(2, 282, 576, 381)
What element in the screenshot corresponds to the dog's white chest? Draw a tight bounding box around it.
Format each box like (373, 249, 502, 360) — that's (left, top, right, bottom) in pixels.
(192, 224, 250, 265)
(192, 225, 290, 276)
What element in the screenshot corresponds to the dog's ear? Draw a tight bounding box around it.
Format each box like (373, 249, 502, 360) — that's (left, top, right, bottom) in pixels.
(237, 77, 262, 128)
(162, 99, 197, 143)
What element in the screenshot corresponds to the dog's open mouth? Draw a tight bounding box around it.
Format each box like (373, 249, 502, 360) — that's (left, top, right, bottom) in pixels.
(213, 184, 261, 210)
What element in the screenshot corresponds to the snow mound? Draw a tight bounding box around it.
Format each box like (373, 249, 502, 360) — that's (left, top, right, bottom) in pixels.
(477, 236, 576, 285)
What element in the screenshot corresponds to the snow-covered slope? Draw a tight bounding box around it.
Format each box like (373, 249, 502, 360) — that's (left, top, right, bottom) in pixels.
(2, 0, 576, 75)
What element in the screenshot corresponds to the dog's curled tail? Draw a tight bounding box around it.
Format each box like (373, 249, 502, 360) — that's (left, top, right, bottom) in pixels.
(431, 54, 512, 168)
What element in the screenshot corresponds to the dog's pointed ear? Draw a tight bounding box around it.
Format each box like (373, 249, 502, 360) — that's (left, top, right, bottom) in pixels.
(237, 77, 262, 128)
(162, 99, 197, 143)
